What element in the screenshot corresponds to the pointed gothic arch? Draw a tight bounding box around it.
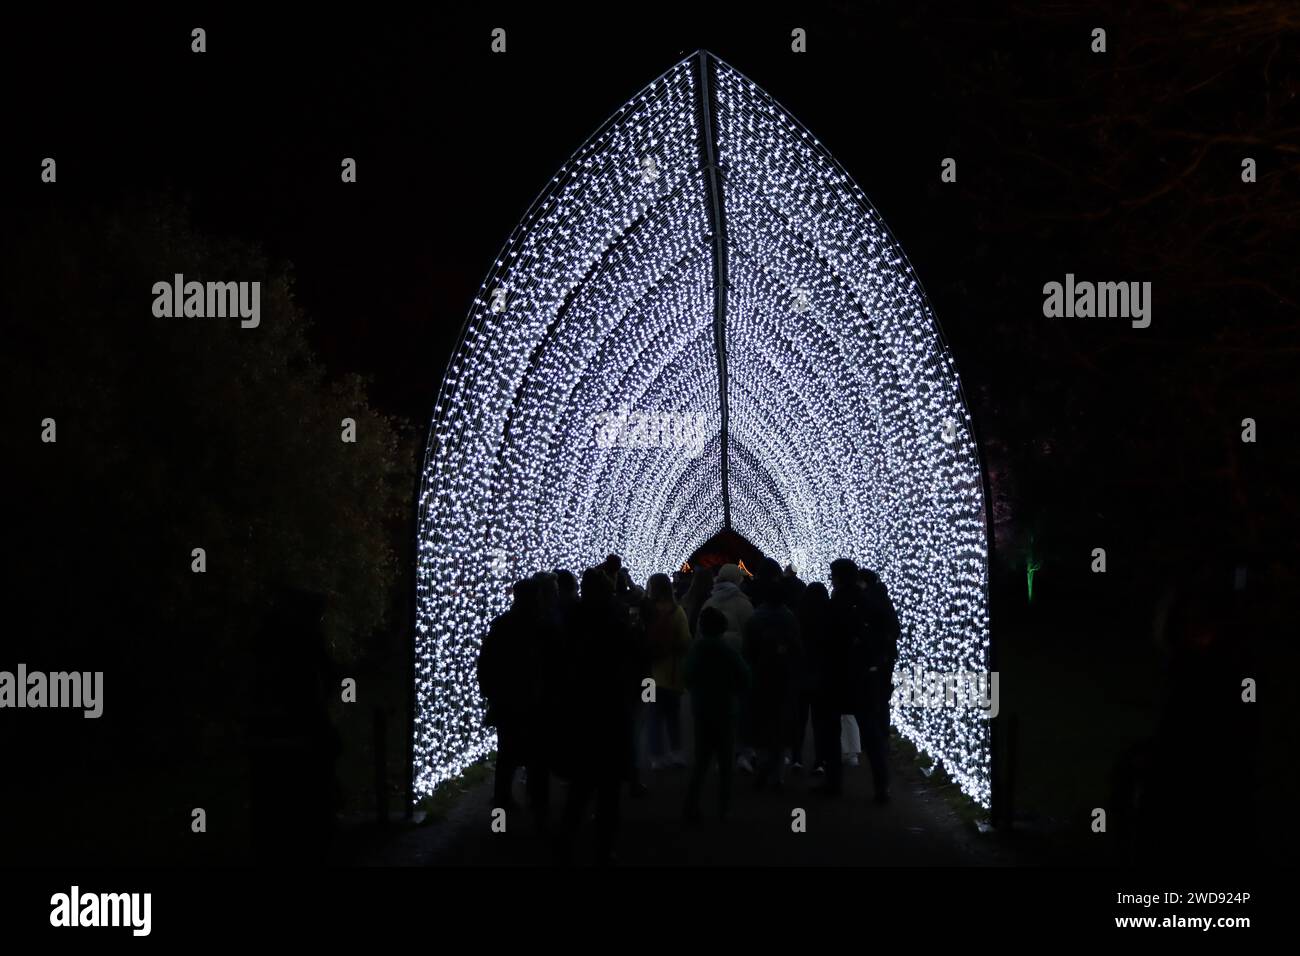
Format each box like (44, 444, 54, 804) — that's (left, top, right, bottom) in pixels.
(413, 52, 992, 807)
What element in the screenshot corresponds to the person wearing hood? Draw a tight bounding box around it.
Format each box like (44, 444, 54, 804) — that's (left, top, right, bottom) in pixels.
(701, 563, 754, 654)
(679, 565, 715, 638)
(701, 563, 756, 771)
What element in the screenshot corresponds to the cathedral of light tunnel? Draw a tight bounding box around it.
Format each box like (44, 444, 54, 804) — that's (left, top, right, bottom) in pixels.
(413, 52, 992, 807)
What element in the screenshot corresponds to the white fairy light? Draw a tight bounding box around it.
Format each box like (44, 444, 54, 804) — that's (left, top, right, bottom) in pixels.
(413, 54, 991, 809)
(713, 59, 990, 806)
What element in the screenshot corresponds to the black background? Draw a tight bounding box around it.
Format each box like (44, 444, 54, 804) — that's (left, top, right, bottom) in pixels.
(2, 1, 1296, 882)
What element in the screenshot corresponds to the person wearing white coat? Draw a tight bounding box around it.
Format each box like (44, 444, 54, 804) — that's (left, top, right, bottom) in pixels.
(701, 564, 754, 654)
(701, 564, 756, 771)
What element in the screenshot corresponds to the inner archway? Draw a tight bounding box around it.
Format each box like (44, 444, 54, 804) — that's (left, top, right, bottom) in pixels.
(687, 528, 764, 574)
(413, 51, 991, 807)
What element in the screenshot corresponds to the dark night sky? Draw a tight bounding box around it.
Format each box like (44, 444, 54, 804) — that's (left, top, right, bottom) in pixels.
(6, 6, 1061, 419)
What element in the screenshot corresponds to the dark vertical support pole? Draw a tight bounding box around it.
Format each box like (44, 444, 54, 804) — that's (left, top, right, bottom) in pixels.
(695, 50, 732, 529)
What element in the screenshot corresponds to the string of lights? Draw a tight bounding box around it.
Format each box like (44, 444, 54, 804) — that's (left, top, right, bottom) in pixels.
(414, 53, 990, 808)
(714, 58, 990, 805)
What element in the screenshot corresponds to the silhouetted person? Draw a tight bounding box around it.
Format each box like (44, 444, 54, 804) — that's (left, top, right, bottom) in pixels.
(679, 565, 715, 638)
(605, 559, 641, 623)
(749, 557, 780, 605)
(702, 563, 756, 772)
(743, 574, 805, 790)
(599, 554, 622, 592)
(798, 582, 832, 774)
(783, 562, 807, 593)
(672, 569, 690, 600)
(555, 568, 639, 864)
(624, 575, 652, 797)
(554, 568, 579, 632)
(816, 559, 896, 803)
(548, 568, 580, 789)
(684, 607, 751, 822)
(526, 570, 566, 825)
(477, 577, 546, 814)
(643, 573, 691, 768)
(858, 567, 899, 801)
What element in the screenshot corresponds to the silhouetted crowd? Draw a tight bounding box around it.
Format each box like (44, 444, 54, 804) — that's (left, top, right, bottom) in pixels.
(477, 553, 900, 865)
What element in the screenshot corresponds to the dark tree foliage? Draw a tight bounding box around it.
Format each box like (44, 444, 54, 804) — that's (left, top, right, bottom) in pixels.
(863, 0, 1299, 601)
(5, 197, 416, 757)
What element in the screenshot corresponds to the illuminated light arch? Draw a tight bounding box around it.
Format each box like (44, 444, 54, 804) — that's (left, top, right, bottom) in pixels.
(414, 52, 991, 807)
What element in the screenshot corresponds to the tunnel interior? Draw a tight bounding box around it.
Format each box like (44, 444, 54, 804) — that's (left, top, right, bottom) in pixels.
(414, 52, 991, 807)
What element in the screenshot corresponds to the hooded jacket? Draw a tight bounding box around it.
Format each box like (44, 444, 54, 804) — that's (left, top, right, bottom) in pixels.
(701, 581, 754, 655)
